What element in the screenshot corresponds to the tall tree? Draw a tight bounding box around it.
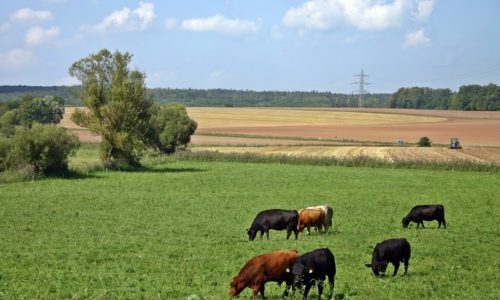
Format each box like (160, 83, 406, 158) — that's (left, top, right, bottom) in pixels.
(69, 49, 153, 166)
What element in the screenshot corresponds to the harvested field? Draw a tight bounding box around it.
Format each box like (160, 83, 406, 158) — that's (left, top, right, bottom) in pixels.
(187, 107, 500, 147)
(192, 146, 500, 165)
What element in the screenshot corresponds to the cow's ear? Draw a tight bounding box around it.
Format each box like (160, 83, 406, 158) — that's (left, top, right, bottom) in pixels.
(365, 264, 372, 268)
(308, 268, 314, 274)
(285, 267, 290, 273)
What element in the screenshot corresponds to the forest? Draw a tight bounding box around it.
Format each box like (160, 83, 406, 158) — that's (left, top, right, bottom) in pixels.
(0, 84, 498, 110)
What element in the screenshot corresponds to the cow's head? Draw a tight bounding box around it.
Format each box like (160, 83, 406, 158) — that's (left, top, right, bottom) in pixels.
(247, 228, 257, 241)
(229, 276, 244, 297)
(365, 261, 388, 276)
(402, 217, 410, 228)
(289, 262, 314, 288)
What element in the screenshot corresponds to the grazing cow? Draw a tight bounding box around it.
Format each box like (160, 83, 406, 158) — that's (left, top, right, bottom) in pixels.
(297, 208, 325, 235)
(402, 204, 446, 229)
(305, 205, 334, 232)
(289, 248, 336, 300)
(229, 250, 300, 299)
(365, 238, 411, 276)
(247, 209, 299, 241)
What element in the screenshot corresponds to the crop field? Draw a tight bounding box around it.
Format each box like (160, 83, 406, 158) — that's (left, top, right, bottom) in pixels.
(1, 150, 499, 299)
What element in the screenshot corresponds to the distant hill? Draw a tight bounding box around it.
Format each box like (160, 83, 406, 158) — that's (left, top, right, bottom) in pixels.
(0, 85, 391, 108)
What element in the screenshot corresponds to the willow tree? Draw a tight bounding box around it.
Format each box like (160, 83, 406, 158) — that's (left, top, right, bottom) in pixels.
(69, 49, 153, 167)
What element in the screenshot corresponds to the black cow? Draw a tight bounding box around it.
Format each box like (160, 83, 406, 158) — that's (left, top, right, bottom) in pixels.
(247, 209, 299, 241)
(402, 204, 446, 229)
(289, 248, 336, 300)
(365, 238, 411, 276)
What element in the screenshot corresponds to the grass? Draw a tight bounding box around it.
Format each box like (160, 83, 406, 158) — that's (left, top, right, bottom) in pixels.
(1, 150, 499, 299)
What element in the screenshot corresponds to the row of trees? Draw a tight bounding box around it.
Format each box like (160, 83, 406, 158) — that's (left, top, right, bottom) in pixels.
(390, 84, 500, 110)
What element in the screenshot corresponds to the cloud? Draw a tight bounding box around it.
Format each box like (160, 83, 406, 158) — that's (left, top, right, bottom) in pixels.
(94, 1, 155, 32)
(403, 28, 431, 47)
(10, 8, 53, 23)
(0, 49, 34, 70)
(283, 0, 408, 31)
(181, 14, 259, 35)
(413, 0, 434, 21)
(25, 26, 61, 46)
(165, 18, 177, 30)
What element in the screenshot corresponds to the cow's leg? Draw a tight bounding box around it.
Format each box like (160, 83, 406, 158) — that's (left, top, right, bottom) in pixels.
(317, 280, 324, 300)
(294, 228, 298, 240)
(259, 283, 266, 299)
(438, 220, 441, 228)
(302, 283, 312, 300)
(260, 230, 264, 239)
(327, 275, 334, 300)
(393, 262, 400, 276)
(416, 221, 420, 229)
(404, 256, 409, 275)
(286, 228, 292, 240)
(420, 221, 425, 229)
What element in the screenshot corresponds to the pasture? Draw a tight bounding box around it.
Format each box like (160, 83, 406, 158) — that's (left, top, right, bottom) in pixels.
(1, 152, 499, 299)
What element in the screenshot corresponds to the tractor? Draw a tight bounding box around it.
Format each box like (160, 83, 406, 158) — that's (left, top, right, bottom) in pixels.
(449, 137, 462, 149)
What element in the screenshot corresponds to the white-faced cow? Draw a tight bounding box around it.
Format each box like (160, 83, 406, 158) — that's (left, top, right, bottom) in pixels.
(402, 204, 446, 229)
(247, 209, 299, 241)
(365, 238, 411, 276)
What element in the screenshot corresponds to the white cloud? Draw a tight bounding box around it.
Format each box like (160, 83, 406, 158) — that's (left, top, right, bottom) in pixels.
(413, 0, 434, 21)
(10, 8, 53, 23)
(210, 69, 224, 79)
(403, 28, 431, 47)
(181, 14, 259, 35)
(165, 18, 177, 30)
(0, 49, 34, 70)
(94, 1, 155, 32)
(25, 26, 61, 46)
(283, 0, 408, 31)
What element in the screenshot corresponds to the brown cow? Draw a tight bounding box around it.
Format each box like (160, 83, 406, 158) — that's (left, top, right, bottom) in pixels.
(229, 250, 299, 299)
(297, 208, 325, 234)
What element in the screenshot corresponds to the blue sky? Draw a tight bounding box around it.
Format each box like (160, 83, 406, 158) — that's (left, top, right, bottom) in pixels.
(1, 0, 499, 93)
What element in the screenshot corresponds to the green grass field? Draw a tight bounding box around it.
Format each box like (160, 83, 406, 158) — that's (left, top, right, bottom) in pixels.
(1, 150, 499, 299)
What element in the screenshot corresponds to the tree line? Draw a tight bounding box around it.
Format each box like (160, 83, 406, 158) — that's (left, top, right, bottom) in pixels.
(390, 84, 500, 110)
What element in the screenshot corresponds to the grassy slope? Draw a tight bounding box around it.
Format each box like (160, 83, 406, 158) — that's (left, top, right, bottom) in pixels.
(0, 159, 499, 299)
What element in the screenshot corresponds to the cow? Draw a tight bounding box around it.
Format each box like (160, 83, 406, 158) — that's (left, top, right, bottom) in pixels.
(289, 248, 336, 300)
(247, 209, 299, 241)
(229, 250, 300, 299)
(402, 204, 446, 229)
(304, 205, 334, 232)
(365, 238, 411, 276)
(297, 208, 325, 235)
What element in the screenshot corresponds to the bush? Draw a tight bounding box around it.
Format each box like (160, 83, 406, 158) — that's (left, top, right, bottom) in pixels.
(417, 136, 432, 147)
(2, 123, 80, 175)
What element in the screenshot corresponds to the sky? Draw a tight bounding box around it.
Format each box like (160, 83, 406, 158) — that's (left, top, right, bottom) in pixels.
(0, 0, 499, 93)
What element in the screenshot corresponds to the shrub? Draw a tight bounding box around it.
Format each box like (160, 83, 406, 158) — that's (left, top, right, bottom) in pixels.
(3, 123, 80, 175)
(417, 136, 432, 147)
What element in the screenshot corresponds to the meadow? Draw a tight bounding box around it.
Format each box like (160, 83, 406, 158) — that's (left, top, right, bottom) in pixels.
(0, 146, 499, 299)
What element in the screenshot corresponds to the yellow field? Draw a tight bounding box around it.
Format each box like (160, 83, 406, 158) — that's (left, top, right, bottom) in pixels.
(186, 107, 445, 128)
(192, 146, 500, 164)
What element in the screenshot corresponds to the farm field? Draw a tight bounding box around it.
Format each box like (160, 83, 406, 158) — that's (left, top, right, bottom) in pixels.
(1, 155, 499, 299)
(61, 107, 500, 164)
